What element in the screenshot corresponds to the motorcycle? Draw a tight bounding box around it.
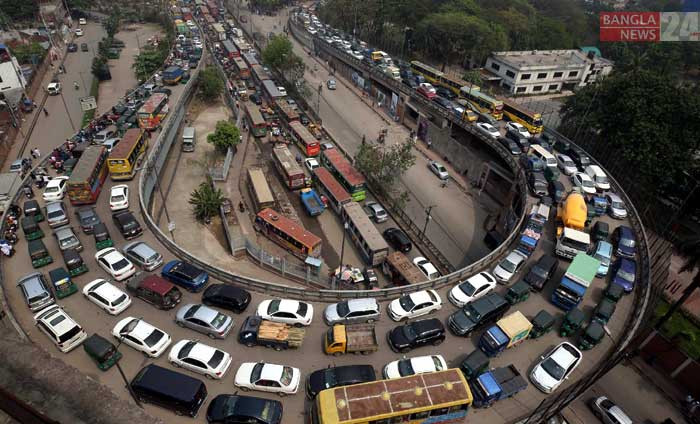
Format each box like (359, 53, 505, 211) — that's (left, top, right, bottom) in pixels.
(23, 184, 34, 199)
(0, 240, 14, 257)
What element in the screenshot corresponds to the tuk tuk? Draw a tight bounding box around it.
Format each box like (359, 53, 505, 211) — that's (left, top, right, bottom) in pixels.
(48, 267, 78, 299)
(592, 221, 610, 242)
(23, 200, 44, 222)
(28, 239, 53, 268)
(593, 298, 616, 324)
(93, 223, 113, 250)
(83, 333, 122, 371)
(604, 282, 624, 303)
(505, 280, 531, 305)
(62, 248, 88, 277)
(63, 158, 78, 176)
(544, 166, 560, 183)
(592, 196, 608, 216)
(21, 216, 44, 241)
(559, 307, 585, 337)
(579, 320, 605, 350)
(529, 310, 555, 339)
(459, 349, 490, 380)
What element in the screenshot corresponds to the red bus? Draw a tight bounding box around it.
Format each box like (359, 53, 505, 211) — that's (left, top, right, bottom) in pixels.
(255, 208, 322, 258)
(272, 144, 305, 190)
(67, 145, 109, 205)
(321, 149, 366, 201)
(138, 93, 169, 131)
(313, 167, 351, 214)
(289, 121, 320, 157)
(232, 57, 250, 79)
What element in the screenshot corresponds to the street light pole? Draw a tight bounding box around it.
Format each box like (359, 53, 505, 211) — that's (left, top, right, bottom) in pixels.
(339, 221, 348, 268)
(114, 338, 143, 408)
(422, 205, 436, 238)
(58, 91, 76, 132)
(316, 83, 322, 116)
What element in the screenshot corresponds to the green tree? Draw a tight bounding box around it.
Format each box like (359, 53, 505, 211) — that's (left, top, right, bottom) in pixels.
(262, 34, 293, 71)
(207, 120, 241, 154)
(10, 42, 46, 64)
(189, 179, 225, 222)
(198, 66, 224, 102)
(132, 44, 168, 82)
(354, 138, 416, 198)
(462, 70, 482, 86)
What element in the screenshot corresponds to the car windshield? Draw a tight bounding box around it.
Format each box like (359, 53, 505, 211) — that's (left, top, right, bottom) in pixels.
(397, 359, 414, 376)
(463, 304, 481, 321)
(531, 266, 548, 278)
(112, 294, 127, 306)
(297, 302, 308, 316)
(45, 186, 59, 193)
(611, 200, 625, 209)
(111, 194, 125, 202)
(336, 301, 350, 318)
(48, 210, 64, 219)
(58, 325, 82, 343)
(60, 235, 77, 248)
(621, 237, 636, 248)
(268, 300, 281, 314)
(541, 357, 566, 380)
(499, 258, 517, 273)
(582, 178, 595, 188)
(144, 329, 165, 347)
(596, 175, 609, 184)
(617, 269, 635, 281)
(211, 312, 228, 329)
(122, 220, 138, 231)
(595, 254, 611, 266)
(458, 281, 477, 296)
(280, 366, 294, 385)
(208, 350, 224, 368)
(113, 259, 129, 270)
(402, 325, 417, 340)
(399, 296, 416, 311)
(563, 158, 574, 167)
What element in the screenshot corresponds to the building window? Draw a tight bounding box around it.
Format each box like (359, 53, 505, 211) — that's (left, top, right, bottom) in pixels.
(549, 84, 558, 90)
(553, 71, 563, 78)
(568, 71, 578, 77)
(506, 70, 515, 78)
(516, 87, 526, 93)
(502, 83, 511, 91)
(533, 85, 543, 92)
(537, 72, 547, 79)
(491, 62, 500, 71)
(521, 73, 531, 80)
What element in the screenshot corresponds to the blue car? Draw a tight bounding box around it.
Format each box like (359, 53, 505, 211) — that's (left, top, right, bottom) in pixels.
(593, 241, 613, 277)
(161, 260, 209, 292)
(610, 258, 636, 293)
(612, 225, 636, 258)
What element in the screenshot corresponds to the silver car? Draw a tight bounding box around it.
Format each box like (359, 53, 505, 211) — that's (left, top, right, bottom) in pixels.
(605, 193, 628, 219)
(123, 241, 163, 271)
(18, 272, 55, 312)
(364, 201, 388, 223)
(53, 226, 82, 251)
(175, 303, 233, 339)
(324, 298, 380, 325)
(46, 201, 69, 228)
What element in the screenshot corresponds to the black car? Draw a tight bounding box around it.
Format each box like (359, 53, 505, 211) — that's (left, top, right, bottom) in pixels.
(549, 180, 566, 204)
(497, 136, 521, 155)
(75, 207, 101, 234)
(299, 114, 310, 126)
(206, 394, 282, 424)
(68, 43, 78, 52)
(528, 171, 548, 197)
(306, 365, 376, 399)
(523, 254, 559, 291)
(383, 227, 412, 253)
(249, 93, 262, 105)
(402, 78, 418, 89)
(447, 292, 509, 336)
(435, 86, 457, 100)
(202, 283, 251, 313)
(505, 129, 530, 151)
(112, 210, 143, 240)
(433, 96, 452, 109)
(566, 147, 591, 170)
(387, 318, 445, 353)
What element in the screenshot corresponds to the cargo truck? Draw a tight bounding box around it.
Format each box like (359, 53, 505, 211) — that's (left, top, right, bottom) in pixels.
(556, 192, 587, 236)
(469, 365, 528, 408)
(162, 66, 185, 85)
(551, 253, 600, 311)
(516, 203, 549, 257)
(324, 324, 378, 356)
(300, 188, 325, 216)
(478, 311, 532, 357)
(238, 316, 305, 350)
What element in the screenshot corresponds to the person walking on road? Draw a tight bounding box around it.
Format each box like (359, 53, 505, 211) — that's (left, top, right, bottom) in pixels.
(43, 107, 48, 117)
(30, 148, 41, 159)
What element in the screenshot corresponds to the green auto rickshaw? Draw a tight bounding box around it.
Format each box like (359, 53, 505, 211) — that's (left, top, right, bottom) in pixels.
(83, 334, 122, 371)
(21, 216, 44, 241)
(579, 320, 605, 350)
(48, 267, 78, 299)
(23, 199, 44, 222)
(593, 298, 616, 324)
(459, 349, 490, 380)
(544, 165, 560, 183)
(93, 223, 113, 250)
(62, 248, 88, 277)
(63, 158, 78, 176)
(604, 283, 624, 303)
(505, 280, 531, 305)
(28, 239, 53, 268)
(529, 310, 555, 339)
(559, 307, 585, 337)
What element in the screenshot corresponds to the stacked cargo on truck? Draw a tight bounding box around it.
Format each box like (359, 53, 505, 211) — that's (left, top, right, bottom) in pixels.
(551, 253, 600, 311)
(478, 311, 532, 357)
(324, 324, 378, 356)
(238, 316, 305, 350)
(469, 365, 528, 408)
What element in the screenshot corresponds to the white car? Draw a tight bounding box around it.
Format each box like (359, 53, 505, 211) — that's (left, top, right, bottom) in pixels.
(448, 271, 497, 307)
(506, 122, 532, 138)
(277, 86, 287, 96)
(186, 19, 196, 27)
(413, 256, 440, 280)
(79, 18, 87, 25)
(493, 250, 528, 283)
(530, 342, 583, 393)
(109, 184, 129, 211)
(476, 122, 500, 139)
(75, 28, 84, 36)
(428, 160, 449, 180)
(383, 354, 448, 379)
(572, 172, 597, 195)
(589, 396, 633, 424)
(42, 176, 69, 201)
(82, 279, 131, 315)
(234, 362, 301, 396)
(112, 317, 171, 358)
(304, 157, 319, 172)
(94, 247, 136, 281)
(556, 154, 577, 175)
(34, 305, 87, 353)
(168, 339, 232, 380)
(388, 289, 442, 321)
(47, 82, 61, 95)
(605, 193, 628, 219)
(256, 299, 313, 326)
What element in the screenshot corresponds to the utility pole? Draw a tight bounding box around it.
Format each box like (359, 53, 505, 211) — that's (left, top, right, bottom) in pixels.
(422, 205, 436, 239)
(114, 338, 142, 408)
(316, 82, 322, 116)
(58, 91, 76, 132)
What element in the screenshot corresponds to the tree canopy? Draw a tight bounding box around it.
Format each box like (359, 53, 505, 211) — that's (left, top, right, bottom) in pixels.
(261, 34, 305, 83)
(0, 0, 37, 23)
(207, 120, 241, 153)
(189, 178, 225, 221)
(198, 66, 224, 102)
(354, 138, 416, 199)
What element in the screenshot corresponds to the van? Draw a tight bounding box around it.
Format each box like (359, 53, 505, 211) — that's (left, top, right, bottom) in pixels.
(142, 83, 156, 95)
(584, 165, 610, 192)
(130, 364, 207, 417)
(93, 128, 116, 144)
(448, 292, 509, 336)
(529, 145, 557, 170)
(182, 127, 195, 152)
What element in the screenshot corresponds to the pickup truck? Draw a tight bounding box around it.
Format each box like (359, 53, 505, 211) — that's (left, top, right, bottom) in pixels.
(300, 188, 325, 216)
(238, 316, 305, 351)
(551, 253, 600, 311)
(479, 311, 532, 357)
(516, 203, 550, 257)
(469, 365, 528, 408)
(324, 324, 378, 356)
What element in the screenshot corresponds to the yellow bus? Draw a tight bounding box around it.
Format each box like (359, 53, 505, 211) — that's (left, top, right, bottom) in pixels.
(502, 98, 543, 134)
(313, 369, 472, 424)
(410, 60, 444, 85)
(459, 87, 504, 120)
(107, 129, 147, 180)
(439, 73, 479, 97)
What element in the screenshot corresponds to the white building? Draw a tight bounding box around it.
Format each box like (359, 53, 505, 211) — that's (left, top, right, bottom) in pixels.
(485, 49, 613, 95)
(0, 45, 27, 107)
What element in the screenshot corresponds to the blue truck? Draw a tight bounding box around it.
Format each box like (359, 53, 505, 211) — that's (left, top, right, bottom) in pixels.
(300, 188, 325, 216)
(162, 66, 185, 85)
(469, 365, 528, 408)
(478, 311, 533, 357)
(551, 253, 600, 311)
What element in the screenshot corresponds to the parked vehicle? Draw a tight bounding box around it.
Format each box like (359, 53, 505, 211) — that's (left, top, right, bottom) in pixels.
(42, 176, 69, 201)
(556, 154, 577, 175)
(24, 199, 44, 222)
(238, 316, 305, 350)
(324, 323, 378, 356)
(504, 280, 531, 305)
(168, 339, 232, 380)
(589, 396, 633, 424)
(387, 318, 445, 353)
(176, 303, 234, 339)
(202, 284, 251, 313)
(364, 201, 387, 223)
(93, 223, 114, 250)
(572, 172, 597, 195)
(579, 320, 605, 350)
(610, 258, 636, 293)
(324, 298, 380, 325)
(524, 254, 559, 291)
(54, 225, 82, 252)
(592, 298, 616, 324)
(493, 250, 528, 283)
(585, 165, 610, 192)
(592, 221, 610, 242)
(206, 394, 282, 424)
(593, 241, 613, 277)
(529, 310, 555, 339)
(123, 241, 163, 271)
(428, 160, 449, 179)
(109, 185, 129, 211)
(126, 274, 182, 310)
(75, 207, 101, 233)
(48, 267, 78, 299)
(448, 292, 509, 337)
(300, 188, 325, 216)
(551, 253, 600, 311)
(413, 257, 440, 280)
(112, 317, 171, 358)
(387, 289, 442, 321)
(459, 349, 490, 380)
(448, 272, 497, 307)
(306, 365, 376, 399)
(46, 201, 69, 228)
(530, 342, 582, 393)
(256, 299, 313, 326)
(34, 305, 87, 352)
(95, 247, 136, 281)
(605, 193, 628, 219)
(28, 239, 53, 268)
(469, 365, 528, 408)
(383, 354, 447, 379)
(506, 122, 531, 139)
(476, 122, 500, 139)
(21, 216, 43, 241)
(549, 180, 566, 204)
(234, 362, 301, 396)
(162, 260, 209, 292)
(82, 278, 131, 315)
(559, 307, 586, 337)
(17, 272, 55, 311)
(478, 311, 533, 357)
(130, 364, 207, 417)
(112, 210, 143, 239)
(612, 225, 636, 259)
(383, 227, 412, 253)
(83, 333, 122, 371)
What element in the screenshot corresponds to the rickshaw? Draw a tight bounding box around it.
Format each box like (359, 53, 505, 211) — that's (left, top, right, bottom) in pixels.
(48, 267, 78, 299)
(62, 248, 88, 277)
(21, 216, 44, 241)
(592, 221, 610, 242)
(28, 239, 53, 268)
(459, 349, 490, 380)
(544, 165, 560, 183)
(63, 158, 78, 176)
(529, 310, 555, 339)
(505, 280, 531, 305)
(83, 334, 122, 371)
(93, 223, 114, 250)
(23, 200, 44, 222)
(593, 298, 616, 324)
(579, 320, 605, 350)
(559, 307, 585, 337)
(604, 282, 624, 303)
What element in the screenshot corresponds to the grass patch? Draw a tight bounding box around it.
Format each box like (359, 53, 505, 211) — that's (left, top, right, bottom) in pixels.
(654, 300, 700, 360)
(81, 77, 100, 128)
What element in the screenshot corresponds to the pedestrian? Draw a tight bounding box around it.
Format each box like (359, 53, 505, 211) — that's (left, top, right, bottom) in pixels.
(43, 107, 48, 116)
(441, 180, 448, 189)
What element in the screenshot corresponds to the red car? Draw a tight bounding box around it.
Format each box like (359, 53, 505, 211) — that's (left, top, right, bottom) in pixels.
(417, 83, 436, 99)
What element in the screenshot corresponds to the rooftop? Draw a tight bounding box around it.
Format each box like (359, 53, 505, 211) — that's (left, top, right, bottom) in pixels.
(491, 49, 613, 70)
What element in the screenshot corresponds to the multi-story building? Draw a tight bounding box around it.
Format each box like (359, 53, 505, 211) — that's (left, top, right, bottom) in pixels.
(0, 44, 28, 107)
(485, 49, 613, 95)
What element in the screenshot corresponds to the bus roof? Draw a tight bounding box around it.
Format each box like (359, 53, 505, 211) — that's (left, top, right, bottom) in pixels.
(461, 88, 503, 105)
(289, 121, 317, 146)
(245, 102, 265, 125)
(109, 128, 143, 159)
(276, 100, 299, 121)
(323, 149, 365, 187)
(251, 64, 270, 81)
(262, 80, 284, 98)
(221, 40, 236, 54)
(320, 369, 470, 423)
(342, 202, 389, 252)
(411, 60, 444, 77)
(257, 208, 321, 247)
(233, 57, 248, 69)
(247, 167, 274, 205)
(139, 93, 168, 114)
(314, 167, 351, 203)
(501, 98, 540, 117)
(69, 145, 106, 183)
(242, 52, 258, 66)
(562, 226, 591, 243)
(272, 145, 304, 176)
(386, 252, 424, 284)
